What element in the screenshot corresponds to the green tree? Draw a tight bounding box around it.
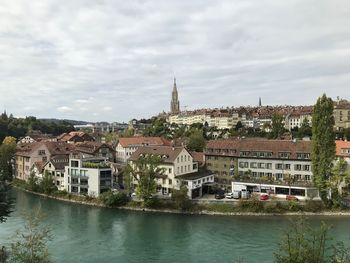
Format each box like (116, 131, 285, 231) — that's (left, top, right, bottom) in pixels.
(187, 129, 205, 152)
(126, 156, 165, 202)
(40, 171, 56, 195)
(312, 94, 336, 204)
(329, 158, 350, 204)
(26, 171, 39, 192)
(269, 114, 285, 139)
(274, 217, 349, 263)
(8, 210, 52, 263)
(297, 118, 312, 139)
(171, 185, 191, 211)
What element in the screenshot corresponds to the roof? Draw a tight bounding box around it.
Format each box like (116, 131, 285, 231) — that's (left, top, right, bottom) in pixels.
(129, 146, 185, 163)
(33, 161, 44, 172)
(75, 141, 114, 154)
(205, 138, 311, 159)
(336, 140, 350, 157)
(176, 169, 214, 180)
(46, 155, 69, 170)
(16, 141, 75, 157)
(118, 137, 170, 148)
(190, 151, 204, 164)
(57, 131, 94, 142)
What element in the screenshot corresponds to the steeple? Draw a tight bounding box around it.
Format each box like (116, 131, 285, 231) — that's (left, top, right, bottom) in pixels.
(259, 97, 262, 107)
(170, 77, 180, 114)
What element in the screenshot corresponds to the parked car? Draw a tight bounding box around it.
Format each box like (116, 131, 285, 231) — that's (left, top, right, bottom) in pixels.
(260, 193, 269, 201)
(241, 189, 251, 199)
(215, 191, 225, 199)
(232, 190, 241, 199)
(225, 192, 234, 199)
(286, 195, 298, 201)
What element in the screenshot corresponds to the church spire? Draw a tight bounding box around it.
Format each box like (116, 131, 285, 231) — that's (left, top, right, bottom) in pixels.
(170, 77, 180, 114)
(259, 97, 262, 107)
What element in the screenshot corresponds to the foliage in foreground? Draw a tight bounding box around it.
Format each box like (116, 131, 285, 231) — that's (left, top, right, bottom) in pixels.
(274, 217, 350, 263)
(0, 209, 52, 263)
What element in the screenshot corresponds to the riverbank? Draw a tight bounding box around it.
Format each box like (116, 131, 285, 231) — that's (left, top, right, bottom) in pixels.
(12, 185, 350, 217)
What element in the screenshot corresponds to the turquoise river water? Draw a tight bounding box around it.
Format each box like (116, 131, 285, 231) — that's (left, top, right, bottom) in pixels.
(0, 190, 350, 263)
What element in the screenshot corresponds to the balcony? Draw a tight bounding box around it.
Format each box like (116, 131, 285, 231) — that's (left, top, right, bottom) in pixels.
(82, 162, 110, 169)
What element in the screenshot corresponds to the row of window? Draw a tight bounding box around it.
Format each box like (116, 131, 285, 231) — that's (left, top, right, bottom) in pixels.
(238, 171, 311, 181)
(176, 154, 190, 163)
(206, 151, 310, 160)
(239, 162, 311, 171)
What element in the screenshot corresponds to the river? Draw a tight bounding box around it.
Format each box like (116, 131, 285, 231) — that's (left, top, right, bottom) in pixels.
(0, 190, 350, 263)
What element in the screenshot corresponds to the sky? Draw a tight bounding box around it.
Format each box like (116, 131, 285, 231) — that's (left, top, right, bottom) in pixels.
(0, 0, 350, 122)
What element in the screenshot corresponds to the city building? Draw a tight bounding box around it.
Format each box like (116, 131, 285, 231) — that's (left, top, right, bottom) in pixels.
(75, 141, 115, 161)
(42, 155, 69, 191)
(205, 138, 319, 199)
(128, 146, 214, 199)
(15, 141, 74, 181)
(64, 153, 112, 197)
(334, 98, 350, 130)
(116, 136, 170, 163)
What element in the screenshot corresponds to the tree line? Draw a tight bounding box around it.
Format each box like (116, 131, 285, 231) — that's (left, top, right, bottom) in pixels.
(0, 112, 74, 143)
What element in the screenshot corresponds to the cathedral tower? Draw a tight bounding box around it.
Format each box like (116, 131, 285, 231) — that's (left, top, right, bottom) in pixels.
(170, 78, 180, 114)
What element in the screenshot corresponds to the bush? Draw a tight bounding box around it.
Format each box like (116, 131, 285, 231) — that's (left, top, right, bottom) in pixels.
(99, 191, 129, 207)
(304, 200, 324, 212)
(237, 197, 263, 212)
(143, 196, 160, 208)
(171, 186, 192, 211)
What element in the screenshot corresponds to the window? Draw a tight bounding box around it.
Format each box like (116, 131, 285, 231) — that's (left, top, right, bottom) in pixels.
(188, 165, 190, 171)
(284, 164, 291, 170)
(181, 156, 183, 162)
(250, 162, 257, 168)
(38, 150, 46, 155)
(258, 172, 264, 177)
(294, 164, 302, 171)
(276, 163, 283, 170)
(304, 165, 310, 171)
(258, 163, 265, 169)
(275, 173, 283, 180)
(177, 167, 179, 174)
(168, 179, 172, 185)
(181, 166, 183, 173)
(252, 172, 257, 177)
(305, 174, 311, 181)
(177, 157, 179, 163)
(184, 155, 187, 161)
(266, 163, 272, 169)
(279, 152, 290, 159)
(168, 168, 172, 174)
(71, 160, 79, 167)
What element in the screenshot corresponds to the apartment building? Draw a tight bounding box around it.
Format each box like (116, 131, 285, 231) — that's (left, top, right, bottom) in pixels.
(128, 146, 213, 199)
(116, 137, 170, 163)
(15, 141, 74, 181)
(43, 155, 69, 191)
(334, 99, 350, 130)
(75, 141, 115, 161)
(205, 138, 318, 198)
(64, 153, 112, 197)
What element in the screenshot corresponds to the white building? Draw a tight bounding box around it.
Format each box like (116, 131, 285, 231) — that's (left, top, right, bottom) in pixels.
(168, 112, 239, 130)
(43, 156, 69, 191)
(64, 153, 112, 197)
(128, 146, 213, 199)
(115, 137, 169, 163)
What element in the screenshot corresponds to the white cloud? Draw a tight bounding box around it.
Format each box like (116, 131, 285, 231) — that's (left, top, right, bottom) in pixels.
(57, 106, 72, 112)
(0, 0, 350, 122)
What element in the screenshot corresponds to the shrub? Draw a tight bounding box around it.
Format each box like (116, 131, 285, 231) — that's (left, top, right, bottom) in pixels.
(171, 186, 192, 211)
(143, 196, 160, 208)
(237, 197, 263, 212)
(99, 191, 129, 207)
(304, 200, 324, 212)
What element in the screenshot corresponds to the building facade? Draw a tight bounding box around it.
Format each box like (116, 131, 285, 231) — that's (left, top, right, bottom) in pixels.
(64, 153, 112, 197)
(205, 138, 318, 198)
(128, 146, 213, 199)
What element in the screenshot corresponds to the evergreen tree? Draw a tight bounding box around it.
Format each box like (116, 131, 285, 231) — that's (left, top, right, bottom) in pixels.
(269, 114, 285, 139)
(311, 94, 336, 204)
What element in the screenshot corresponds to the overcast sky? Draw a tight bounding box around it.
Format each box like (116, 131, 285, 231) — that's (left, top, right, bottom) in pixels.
(0, 1, 349, 122)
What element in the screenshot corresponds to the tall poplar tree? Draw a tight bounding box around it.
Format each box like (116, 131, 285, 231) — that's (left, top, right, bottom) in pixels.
(311, 94, 335, 204)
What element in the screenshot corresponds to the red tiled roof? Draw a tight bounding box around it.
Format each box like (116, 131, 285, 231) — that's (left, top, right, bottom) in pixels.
(190, 151, 204, 164)
(336, 140, 350, 157)
(205, 138, 311, 159)
(118, 137, 170, 148)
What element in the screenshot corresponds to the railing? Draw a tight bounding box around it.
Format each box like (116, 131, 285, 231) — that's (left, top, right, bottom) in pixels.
(82, 162, 110, 169)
